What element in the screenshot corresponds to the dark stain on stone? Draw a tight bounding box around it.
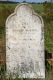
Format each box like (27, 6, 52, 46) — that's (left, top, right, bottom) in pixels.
(29, 46, 30, 48)
(30, 38, 32, 40)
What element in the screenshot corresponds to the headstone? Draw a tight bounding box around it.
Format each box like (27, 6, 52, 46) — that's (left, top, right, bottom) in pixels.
(6, 3, 45, 78)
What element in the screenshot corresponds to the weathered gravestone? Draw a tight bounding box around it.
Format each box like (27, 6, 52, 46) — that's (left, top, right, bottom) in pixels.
(6, 3, 45, 78)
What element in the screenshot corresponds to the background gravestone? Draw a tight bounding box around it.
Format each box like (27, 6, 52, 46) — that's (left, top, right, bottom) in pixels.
(6, 3, 45, 78)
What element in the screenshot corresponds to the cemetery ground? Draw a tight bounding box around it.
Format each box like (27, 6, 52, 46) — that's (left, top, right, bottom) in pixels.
(0, 3, 53, 80)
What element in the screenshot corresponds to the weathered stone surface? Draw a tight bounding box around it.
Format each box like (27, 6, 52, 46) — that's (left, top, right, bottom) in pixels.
(6, 3, 45, 78)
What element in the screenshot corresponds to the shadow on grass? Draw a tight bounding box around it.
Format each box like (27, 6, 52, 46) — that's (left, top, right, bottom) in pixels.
(45, 50, 52, 72)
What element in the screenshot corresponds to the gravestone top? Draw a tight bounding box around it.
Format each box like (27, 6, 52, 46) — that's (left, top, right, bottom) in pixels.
(6, 3, 45, 78)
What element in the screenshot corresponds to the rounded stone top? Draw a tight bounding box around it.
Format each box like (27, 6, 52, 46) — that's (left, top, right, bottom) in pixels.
(6, 3, 44, 28)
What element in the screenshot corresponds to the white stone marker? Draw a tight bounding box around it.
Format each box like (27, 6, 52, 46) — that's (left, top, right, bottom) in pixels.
(6, 3, 45, 78)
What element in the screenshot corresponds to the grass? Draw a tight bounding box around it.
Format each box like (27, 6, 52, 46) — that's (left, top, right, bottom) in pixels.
(32, 4, 44, 15)
(44, 19, 53, 53)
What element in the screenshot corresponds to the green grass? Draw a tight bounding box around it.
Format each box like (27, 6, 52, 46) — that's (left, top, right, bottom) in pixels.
(32, 4, 44, 15)
(44, 19, 53, 53)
